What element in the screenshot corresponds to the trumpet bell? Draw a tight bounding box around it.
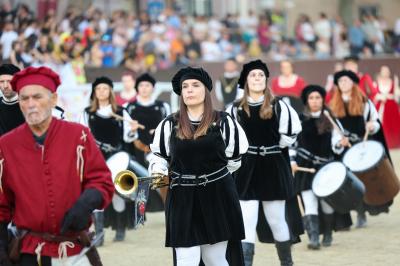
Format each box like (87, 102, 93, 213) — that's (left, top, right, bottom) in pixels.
(114, 170, 139, 197)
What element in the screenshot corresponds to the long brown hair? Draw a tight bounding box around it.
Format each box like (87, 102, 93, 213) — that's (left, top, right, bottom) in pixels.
(239, 82, 274, 119)
(176, 89, 215, 139)
(89, 85, 118, 113)
(329, 85, 365, 118)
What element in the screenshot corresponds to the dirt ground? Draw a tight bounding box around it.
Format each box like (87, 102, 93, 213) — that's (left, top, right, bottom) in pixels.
(98, 150, 400, 266)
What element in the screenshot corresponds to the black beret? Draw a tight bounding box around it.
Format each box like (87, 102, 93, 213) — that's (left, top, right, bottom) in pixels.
(333, 70, 360, 86)
(135, 73, 156, 90)
(301, 85, 326, 104)
(91, 76, 113, 99)
(238, 59, 270, 89)
(171, 66, 212, 95)
(0, 64, 20, 75)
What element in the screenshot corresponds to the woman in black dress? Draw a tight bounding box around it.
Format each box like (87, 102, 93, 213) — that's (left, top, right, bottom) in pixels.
(80, 76, 139, 244)
(329, 70, 388, 228)
(227, 60, 303, 266)
(149, 66, 248, 266)
(292, 85, 351, 250)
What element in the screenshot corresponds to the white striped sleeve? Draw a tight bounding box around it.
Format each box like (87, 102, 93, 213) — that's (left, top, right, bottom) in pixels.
(222, 114, 248, 173)
(278, 100, 302, 147)
(364, 99, 380, 135)
(122, 109, 138, 143)
(148, 118, 172, 176)
(331, 118, 345, 154)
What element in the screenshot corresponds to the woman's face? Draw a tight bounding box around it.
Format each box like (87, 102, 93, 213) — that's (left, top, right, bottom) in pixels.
(280, 61, 293, 76)
(181, 79, 206, 107)
(379, 66, 391, 78)
(337, 76, 354, 94)
(307, 91, 323, 112)
(95, 83, 111, 102)
(247, 69, 266, 93)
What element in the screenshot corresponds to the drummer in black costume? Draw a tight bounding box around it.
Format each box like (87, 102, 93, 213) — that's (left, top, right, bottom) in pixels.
(329, 70, 382, 228)
(292, 85, 352, 250)
(149, 66, 248, 266)
(126, 73, 171, 204)
(80, 76, 140, 244)
(227, 60, 303, 266)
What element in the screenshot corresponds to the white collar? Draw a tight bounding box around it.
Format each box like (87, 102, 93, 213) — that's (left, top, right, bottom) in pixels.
(341, 94, 351, 102)
(247, 95, 264, 104)
(2, 94, 19, 103)
(310, 110, 322, 117)
(97, 104, 113, 117)
(188, 112, 203, 122)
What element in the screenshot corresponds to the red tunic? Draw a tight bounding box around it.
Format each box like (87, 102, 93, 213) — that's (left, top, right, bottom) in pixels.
(271, 75, 306, 98)
(374, 80, 400, 148)
(0, 118, 114, 257)
(115, 93, 136, 106)
(359, 73, 378, 100)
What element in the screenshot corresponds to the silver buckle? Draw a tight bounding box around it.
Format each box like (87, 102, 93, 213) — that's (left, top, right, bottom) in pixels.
(198, 174, 208, 186)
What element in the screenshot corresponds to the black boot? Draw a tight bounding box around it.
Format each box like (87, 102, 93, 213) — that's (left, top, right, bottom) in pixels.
(241, 242, 254, 266)
(303, 215, 320, 250)
(93, 212, 104, 247)
(113, 212, 126, 242)
(322, 214, 334, 247)
(356, 211, 367, 228)
(275, 241, 293, 266)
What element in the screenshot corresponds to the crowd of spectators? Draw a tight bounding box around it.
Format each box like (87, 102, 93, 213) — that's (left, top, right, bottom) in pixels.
(1, 3, 400, 84)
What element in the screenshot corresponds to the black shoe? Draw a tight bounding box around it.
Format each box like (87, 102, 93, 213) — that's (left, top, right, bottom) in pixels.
(275, 241, 293, 266)
(241, 242, 254, 266)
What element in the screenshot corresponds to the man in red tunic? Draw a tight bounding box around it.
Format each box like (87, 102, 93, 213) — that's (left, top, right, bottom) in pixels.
(343, 55, 378, 99)
(0, 66, 114, 265)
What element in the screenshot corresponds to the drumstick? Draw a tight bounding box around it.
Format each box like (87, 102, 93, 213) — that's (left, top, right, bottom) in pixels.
(363, 127, 370, 142)
(323, 110, 351, 148)
(110, 112, 146, 129)
(296, 166, 316, 173)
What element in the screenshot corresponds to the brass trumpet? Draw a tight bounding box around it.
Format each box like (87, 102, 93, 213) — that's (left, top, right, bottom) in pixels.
(114, 170, 168, 199)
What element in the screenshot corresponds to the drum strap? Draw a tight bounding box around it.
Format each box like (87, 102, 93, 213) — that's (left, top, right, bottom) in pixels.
(169, 167, 229, 188)
(297, 148, 332, 164)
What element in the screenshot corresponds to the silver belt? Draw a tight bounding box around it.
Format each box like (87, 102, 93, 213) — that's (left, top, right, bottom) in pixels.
(170, 167, 229, 188)
(247, 145, 281, 156)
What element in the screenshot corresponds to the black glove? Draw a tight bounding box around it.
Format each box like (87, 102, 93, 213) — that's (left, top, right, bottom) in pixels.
(61, 189, 103, 234)
(0, 222, 12, 266)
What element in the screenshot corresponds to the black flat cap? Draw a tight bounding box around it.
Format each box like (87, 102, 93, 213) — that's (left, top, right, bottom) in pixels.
(91, 76, 113, 99)
(0, 64, 20, 75)
(171, 66, 212, 95)
(301, 84, 326, 104)
(238, 59, 270, 89)
(334, 70, 360, 85)
(135, 73, 156, 90)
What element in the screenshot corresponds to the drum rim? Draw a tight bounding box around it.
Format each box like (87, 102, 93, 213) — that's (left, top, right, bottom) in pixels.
(342, 140, 385, 173)
(312, 161, 347, 197)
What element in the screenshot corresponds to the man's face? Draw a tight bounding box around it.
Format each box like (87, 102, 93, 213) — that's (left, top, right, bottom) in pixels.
(137, 81, 154, 98)
(19, 85, 57, 127)
(0, 74, 17, 99)
(121, 75, 135, 91)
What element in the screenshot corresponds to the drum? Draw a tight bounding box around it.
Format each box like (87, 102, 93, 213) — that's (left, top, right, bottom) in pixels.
(312, 162, 365, 214)
(342, 140, 400, 205)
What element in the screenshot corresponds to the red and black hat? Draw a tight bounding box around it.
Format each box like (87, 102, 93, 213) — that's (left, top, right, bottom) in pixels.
(10, 66, 60, 93)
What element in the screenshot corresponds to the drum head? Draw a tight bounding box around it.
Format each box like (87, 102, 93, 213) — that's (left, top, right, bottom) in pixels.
(342, 140, 384, 172)
(106, 152, 130, 178)
(312, 162, 346, 197)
